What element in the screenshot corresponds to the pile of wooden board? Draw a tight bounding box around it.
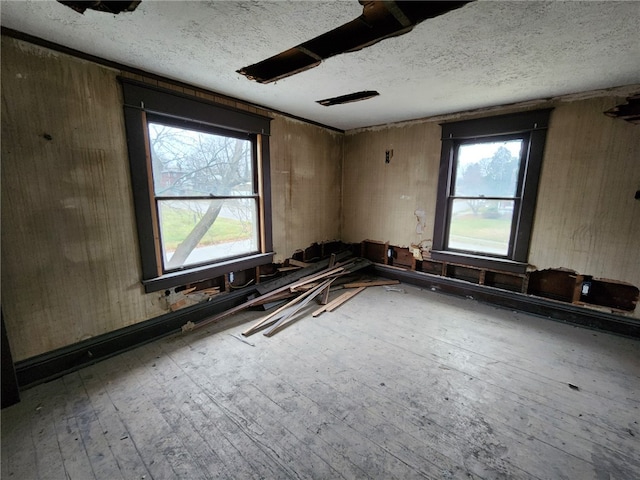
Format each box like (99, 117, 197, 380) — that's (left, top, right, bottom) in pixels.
(181, 254, 399, 337)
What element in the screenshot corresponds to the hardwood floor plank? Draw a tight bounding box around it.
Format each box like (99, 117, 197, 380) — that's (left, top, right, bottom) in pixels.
(92, 352, 206, 480)
(248, 329, 540, 480)
(3, 285, 638, 480)
(31, 380, 74, 480)
(133, 339, 296, 479)
(78, 366, 152, 480)
(156, 359, 342, 478)
(328, 287, 640, 461)
(132, 341, 283, 480)
(258, 304, 633, 479)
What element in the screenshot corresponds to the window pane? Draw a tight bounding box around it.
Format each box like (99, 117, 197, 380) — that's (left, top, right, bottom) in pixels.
(454, 140, 523, 197)
(148, 122, 254, 197)
(157, 199, 258, 270)
(447, 199, 514, 256)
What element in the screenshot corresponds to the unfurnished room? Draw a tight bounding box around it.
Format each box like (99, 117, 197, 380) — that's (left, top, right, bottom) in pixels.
(1, 1, 639, 479)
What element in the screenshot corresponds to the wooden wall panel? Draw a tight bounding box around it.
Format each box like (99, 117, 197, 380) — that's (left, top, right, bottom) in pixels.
(529, 97, 640, 291)
(343, 93, 640, 318)
(342, 121, 441, 247)
(1, 38, 168, 360)
(0, 38, 345, 361)
(269, 116, 343, 262)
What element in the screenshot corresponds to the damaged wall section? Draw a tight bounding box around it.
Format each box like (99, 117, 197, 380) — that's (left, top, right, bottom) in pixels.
(343, 92, 640, 319)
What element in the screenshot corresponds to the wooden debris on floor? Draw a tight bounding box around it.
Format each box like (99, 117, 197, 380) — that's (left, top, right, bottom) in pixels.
(181, 252, 402, 339)
(342, 279, 399, 288)
(182, 254, 366, 333)
(312, 286, 366, 318)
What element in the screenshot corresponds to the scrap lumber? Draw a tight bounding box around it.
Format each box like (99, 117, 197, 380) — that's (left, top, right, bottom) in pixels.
(243, 279, 334, 336)
(182, 256, 370, 333)
(320, 253, 337, 305)
(312, 286, 366, 317)
(277, 266, 302, 273)
(288, 259, 311, 268)
(256, 251, 352, 295)
(291, 282, 320, 292)
(250, 290, 297, 306)
(342, 279, 400, 288)
(182, 265, 346, 332)
(327, 286, 366, 311)
(263, 279, 336, 337)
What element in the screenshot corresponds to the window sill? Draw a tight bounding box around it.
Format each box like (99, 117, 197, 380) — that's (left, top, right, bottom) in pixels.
(142, 252, 274, 293)
(429, 251, 528, 274)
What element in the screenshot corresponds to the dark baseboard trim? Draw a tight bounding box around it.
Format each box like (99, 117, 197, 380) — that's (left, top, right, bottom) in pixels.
(373, 264, 640, 338)
(15, 262, 639, 390)
(14, 286, 257, 389)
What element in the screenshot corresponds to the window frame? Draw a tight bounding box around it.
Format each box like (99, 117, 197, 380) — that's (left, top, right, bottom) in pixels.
(120, 79, 273, 293)
(431, 109, 552, 273)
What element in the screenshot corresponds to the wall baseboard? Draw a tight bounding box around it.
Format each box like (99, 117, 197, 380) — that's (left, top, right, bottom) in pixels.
(14, 262, 638, 391)
(14, 287, 257, 389)
(373, 264, 640, 338)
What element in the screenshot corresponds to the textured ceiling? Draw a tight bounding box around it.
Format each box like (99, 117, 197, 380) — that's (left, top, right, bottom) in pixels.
(2, 0, 639, 130)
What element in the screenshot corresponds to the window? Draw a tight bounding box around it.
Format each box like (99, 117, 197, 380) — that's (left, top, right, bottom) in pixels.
(121, 79, 273, 292)
(432, 109, 552, 273)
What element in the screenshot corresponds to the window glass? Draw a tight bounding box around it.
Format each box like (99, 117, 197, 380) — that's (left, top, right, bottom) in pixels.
(448, 199, 514, 255)
(148, 122, 254, 197)
(157, 199, 258, 269)
(147, 121, 259, 271)
(454, 140, 522, 197)
(432, 108, 551, 270)
(447, 139, 523, 256)
(121, 79, 273, 292)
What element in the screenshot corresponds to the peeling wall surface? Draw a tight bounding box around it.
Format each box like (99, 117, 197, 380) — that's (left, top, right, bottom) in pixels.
(2, 34, 639, 362)
(529, 97, 640, 283)
(0, 37, 343, 360)
(270, 116, 343, 263)
(342, 122, 441, 247)
(1, 38, 164, 360)
(343, 93, 640, 318)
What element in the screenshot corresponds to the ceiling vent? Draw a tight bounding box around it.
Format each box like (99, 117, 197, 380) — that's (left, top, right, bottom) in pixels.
(238, 1, 472, 84)
(317, 91, 380, 106)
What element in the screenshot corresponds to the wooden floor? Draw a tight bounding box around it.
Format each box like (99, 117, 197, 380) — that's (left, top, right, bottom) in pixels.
(2, 284, 639, 479)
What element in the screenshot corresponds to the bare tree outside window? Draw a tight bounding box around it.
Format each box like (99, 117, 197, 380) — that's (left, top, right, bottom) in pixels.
(148, 122, 258, 270)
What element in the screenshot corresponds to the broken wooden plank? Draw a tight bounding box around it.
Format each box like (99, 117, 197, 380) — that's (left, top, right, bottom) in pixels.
(182, 257, 371, 333)
(288, 259, 311, 268)
(342, 279, 400, 288)
(312, 286, 366, 317)
(291, 282, 320, 292)
(320, 253, 337, 305)
(250, 290, 297, 306)
(243, 279, 334, 337)
(326, 286, 366, 312)
(263, 279, 336, 337)
(256, 251, 352, 295)
(277, 266, 302, 273)
(183, 266, 346, 333)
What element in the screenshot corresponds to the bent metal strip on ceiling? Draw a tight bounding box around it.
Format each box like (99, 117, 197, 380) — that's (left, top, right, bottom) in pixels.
(316, 91, 380, 106)
(57, 0, 140, 14)
(237, 0, 472, 84)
